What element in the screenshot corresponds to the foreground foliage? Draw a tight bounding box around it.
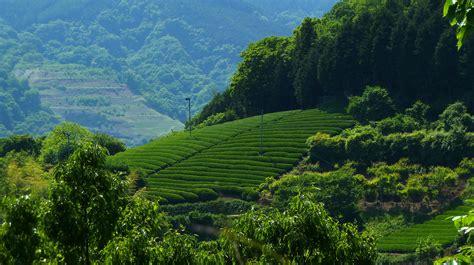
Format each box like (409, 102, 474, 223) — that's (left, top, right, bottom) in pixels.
(443, 0, 474, 48)
(43, 142, 127, 263)
(220, 196, 377, 264)
(0, 142, 377, 264)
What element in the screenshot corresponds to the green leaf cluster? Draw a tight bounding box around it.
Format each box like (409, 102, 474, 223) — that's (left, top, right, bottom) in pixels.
(444, 0, 474, 48)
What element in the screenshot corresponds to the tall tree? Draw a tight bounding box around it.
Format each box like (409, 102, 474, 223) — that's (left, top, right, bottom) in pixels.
(39, 122, 92, 164)
(293, 18, 320, 108)
(0, 195, 40, 264)
(43, 142, 127, 264)
(229, 36, 295, 116)
(221, 195, 377, 264)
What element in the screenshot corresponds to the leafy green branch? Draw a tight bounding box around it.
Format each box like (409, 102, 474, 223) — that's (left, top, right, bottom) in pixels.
(444, 0, 474, 48)
(435, 200, 474, 264)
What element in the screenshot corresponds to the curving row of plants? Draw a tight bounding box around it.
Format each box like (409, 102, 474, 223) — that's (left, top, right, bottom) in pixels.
(109, 110, 297, 174)
(113, 109, 354, 203)
(146, 110, 353, 203)
(378, 204, 472, 252)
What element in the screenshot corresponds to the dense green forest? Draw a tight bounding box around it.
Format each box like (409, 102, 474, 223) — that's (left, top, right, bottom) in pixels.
(0, 71, 57, 136)
(2, 0, 474, 264)
(193, 0, 474, 127)
(0, 0, 336, 140)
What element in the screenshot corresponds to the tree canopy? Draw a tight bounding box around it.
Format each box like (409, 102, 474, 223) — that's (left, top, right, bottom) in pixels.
(194, 0, 474, 126)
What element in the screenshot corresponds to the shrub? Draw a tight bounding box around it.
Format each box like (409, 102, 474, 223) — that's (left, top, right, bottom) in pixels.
(310, 128, 474, 167)
(92, 133, 126, 155)
(0, 135, 42, 157)
(405, 100, 430, 124)
(436, 102, 474, 132)
(194, 109, 238, 129)
(457, 158, 474, 178)
(384, 131, 425, 163)
(415, 237, 442, 264)
(347, 86, 396, 123)
(376, 114, 421, 135)
(344, 126, 384, 162)
(241, 188, 259, 201)
(461, 178, 474, 200)
(360, 160, 461, 204)
(307, 132, 344, 164)
(419, 130, 468, 166)
(367, 159, 421, 183)
(368, 173, 402, 202)
(195, 188, 219, 201)
(266, 165, 363, 222)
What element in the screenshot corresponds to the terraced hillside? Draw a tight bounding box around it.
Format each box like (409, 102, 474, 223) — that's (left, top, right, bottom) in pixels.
(378, 204, 471, 253)
(111, 109, 354, 203)
(16, 65, 183, 146)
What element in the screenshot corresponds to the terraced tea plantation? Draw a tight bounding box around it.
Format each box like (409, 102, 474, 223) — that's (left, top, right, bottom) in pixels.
(378, 204, 471, 253)
(111, 109, 354, 203)
(17, 66, 183, 146)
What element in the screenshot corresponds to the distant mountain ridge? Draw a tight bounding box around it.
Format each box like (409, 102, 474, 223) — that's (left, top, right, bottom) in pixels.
(0, 0, 338, 144)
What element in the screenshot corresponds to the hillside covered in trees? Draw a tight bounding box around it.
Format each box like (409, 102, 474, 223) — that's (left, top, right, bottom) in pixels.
(2, 0, 474, 264)
(193, 0, 474, 126)
(0, 0, 337, 143)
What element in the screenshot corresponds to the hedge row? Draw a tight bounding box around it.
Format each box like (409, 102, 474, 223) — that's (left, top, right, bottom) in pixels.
(309, 128, 474, 167)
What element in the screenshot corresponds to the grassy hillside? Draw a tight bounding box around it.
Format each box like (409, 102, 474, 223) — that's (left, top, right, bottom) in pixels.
(110, 109, 354, 203)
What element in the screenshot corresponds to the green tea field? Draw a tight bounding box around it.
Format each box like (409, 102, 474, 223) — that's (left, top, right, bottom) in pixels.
(378, 204, 471, 253)
(16, 65, 183, 146)
(110, 109, 354, 203)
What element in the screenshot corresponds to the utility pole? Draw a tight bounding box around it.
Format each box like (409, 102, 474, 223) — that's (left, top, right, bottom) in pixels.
(185, 97, 192, 136)
(259, 109, 264, 156)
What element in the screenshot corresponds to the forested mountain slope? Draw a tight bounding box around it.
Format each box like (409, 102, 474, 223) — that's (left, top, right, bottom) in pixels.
(194, 0, 474, 125)
(0, 71, 56, 136)
(0, 0, 337, 144)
